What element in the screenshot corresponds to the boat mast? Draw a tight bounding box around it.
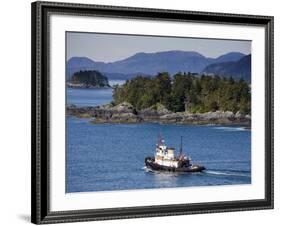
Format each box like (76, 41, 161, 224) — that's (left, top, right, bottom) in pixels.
(157, 133, 162, 147)
(180, 136, 183, 155)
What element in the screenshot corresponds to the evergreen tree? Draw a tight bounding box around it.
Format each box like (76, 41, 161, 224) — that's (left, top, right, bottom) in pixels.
(112, 73, 251, 114)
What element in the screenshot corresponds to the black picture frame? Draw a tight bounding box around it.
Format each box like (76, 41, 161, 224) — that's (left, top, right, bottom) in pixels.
(31, 1, 274, 224)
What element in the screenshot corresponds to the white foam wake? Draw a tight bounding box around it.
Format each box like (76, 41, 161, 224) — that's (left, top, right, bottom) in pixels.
(212, 126, 248, 132)
(204, 170, 250, 177)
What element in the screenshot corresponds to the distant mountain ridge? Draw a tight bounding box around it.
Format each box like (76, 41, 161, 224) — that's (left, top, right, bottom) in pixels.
(67, 50, 249, 81)
(202, 54, 251, 82)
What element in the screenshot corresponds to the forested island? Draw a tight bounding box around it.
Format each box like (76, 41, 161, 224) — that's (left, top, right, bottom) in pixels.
(67, 72, 251, 125)
(67, 70, 110, 88)
(113, 72, 250, 114)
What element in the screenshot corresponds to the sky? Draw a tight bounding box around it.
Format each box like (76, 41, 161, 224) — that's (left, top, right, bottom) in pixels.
(66, 32, 251, 62)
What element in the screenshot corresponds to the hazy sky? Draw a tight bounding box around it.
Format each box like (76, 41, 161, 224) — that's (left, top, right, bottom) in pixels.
(66, 32, 251, 62)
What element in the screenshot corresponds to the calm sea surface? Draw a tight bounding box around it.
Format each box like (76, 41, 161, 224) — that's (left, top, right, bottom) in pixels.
(67, 79, 125, 107)
(66, 80, 251, 193)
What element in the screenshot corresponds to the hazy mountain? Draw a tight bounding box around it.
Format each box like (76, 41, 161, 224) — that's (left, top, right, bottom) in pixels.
(66, 50, 247, 80)
(107, 51, 212, 75)
(67, 57, 106, 80)
(212, 52, 246, 63)
(202, 54, 251, 82)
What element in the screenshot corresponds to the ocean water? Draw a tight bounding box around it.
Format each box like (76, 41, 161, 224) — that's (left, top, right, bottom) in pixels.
(67, 79, 125, 107)
(66, 80, 251, 193)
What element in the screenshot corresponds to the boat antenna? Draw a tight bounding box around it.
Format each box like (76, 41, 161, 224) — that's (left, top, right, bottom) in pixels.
(180, 136, 183, 155)
(157, 133, 161, 146)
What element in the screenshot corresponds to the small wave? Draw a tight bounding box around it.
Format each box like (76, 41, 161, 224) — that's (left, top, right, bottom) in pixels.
(204, 170, 250, 178)
(143, 166, 170, 174)
(207, 168, 250, 173)
(199, 160, 250, 164)
(213, 126, 248, 132)
(142, 166, 154, 173)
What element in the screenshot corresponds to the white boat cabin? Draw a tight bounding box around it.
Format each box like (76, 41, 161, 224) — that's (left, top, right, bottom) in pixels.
(155, 142, 179, 168)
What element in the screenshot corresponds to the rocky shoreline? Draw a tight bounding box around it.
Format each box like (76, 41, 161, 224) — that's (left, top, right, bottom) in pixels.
(67, 102, 251, 126)
(67, 82, 111, 89)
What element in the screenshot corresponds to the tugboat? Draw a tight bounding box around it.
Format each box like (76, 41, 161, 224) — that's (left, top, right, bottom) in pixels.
(145, 136, 205, 172)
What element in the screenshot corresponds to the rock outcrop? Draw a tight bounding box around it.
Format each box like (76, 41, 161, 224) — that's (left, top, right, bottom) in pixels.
(67, 102, 251, 125)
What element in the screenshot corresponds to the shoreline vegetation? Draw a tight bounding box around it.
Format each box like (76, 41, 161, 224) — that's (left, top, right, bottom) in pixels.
(67, 71, 251, 126)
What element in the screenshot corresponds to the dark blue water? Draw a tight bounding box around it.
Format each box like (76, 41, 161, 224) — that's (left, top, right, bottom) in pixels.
(66, 81, 251, 193)
(67, 79, 124, 107)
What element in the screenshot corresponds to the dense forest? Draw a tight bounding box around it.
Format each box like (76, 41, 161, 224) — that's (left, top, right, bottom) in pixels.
(113, 72, 251, 114)
(71, 70, 109, 87)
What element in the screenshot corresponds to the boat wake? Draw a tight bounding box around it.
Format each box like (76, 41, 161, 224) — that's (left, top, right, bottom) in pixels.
(143, 166, 250, 178)
(142, 166, 167, 174)
(199, 160, 250, 164)
(212, 126, 249, 132)
(203, 169, 250, 178)
(142, 166, 152, 172)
